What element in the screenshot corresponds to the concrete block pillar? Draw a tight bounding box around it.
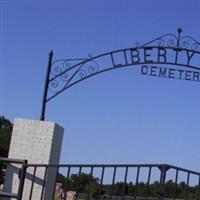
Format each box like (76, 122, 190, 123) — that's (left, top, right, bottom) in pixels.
(3, 118, 64, 200)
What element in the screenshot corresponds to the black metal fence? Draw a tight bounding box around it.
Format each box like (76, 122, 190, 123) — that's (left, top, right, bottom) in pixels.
(0, 157, 27, 200)
(1, 159, 200, 200)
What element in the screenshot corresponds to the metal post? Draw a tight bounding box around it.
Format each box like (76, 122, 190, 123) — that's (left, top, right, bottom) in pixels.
(40, 50, 53, 121)
(17, 160, 28, 200)
(158, 165, 169, 200)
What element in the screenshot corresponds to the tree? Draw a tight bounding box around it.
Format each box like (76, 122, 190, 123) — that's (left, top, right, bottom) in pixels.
(0, 116, 12, 157)
(57, 172, 100, 198)
(0, 116, 13, 185)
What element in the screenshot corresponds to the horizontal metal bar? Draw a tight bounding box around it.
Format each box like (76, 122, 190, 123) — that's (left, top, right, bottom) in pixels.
(0, 191, 18, 198)
(25, 163, 200, 177)
(169, 165, 200, 176)
(0, 156, 27, 164)
(26, 163, 169, 168)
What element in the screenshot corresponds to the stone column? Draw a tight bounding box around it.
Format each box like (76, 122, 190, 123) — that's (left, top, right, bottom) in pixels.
(3, 118, 64, 200)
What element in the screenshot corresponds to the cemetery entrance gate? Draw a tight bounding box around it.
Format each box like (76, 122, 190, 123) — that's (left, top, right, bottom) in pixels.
(1, 29, 200, 200)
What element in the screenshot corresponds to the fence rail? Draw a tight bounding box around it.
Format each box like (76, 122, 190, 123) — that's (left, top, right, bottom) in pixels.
(0, 157, 27, 200)
(1, 159, 200, 200)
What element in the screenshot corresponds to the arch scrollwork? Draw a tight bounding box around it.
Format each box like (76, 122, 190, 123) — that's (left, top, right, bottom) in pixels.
(40, 28, 200, 120)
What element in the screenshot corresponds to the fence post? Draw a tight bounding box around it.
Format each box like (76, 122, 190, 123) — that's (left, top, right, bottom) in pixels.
(158, 165, 169, 200)
(17, 160, 27, 200)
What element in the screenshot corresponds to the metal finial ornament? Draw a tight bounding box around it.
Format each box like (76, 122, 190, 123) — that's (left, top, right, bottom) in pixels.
(177, 28, 183, 34)
(177, 28, 183, 48)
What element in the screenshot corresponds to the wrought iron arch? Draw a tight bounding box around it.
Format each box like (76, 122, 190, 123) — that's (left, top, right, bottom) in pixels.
(40, 28, 200, 120)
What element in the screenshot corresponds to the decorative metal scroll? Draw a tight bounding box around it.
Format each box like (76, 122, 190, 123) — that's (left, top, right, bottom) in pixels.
(40, 28, 200, 120)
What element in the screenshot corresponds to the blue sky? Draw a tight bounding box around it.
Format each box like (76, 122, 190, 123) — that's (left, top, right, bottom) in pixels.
(1, 0, 200, 170)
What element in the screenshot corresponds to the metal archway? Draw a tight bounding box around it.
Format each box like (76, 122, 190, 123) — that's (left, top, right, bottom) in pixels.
(40, 28, 200, 120)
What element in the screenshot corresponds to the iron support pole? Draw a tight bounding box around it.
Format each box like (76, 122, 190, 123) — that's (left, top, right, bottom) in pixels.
(158, 165, 169, 200)
(40, 50, 53, 121)
(17, 160, 28, 200)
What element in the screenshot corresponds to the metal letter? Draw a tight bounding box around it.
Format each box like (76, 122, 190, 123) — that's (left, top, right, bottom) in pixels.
(185, 70, 192, 80)
(159, 67, 167, 77)
(141, 65, 149, 75)
(130, 48, 140, 63)
(193, 71, 200, 81)
(158, 47, 167, 63)
(150, 66, 157, 76)
(168, 69, 175, 79)
(144, 47, 153, 63)
(186, 50, 195, 66)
